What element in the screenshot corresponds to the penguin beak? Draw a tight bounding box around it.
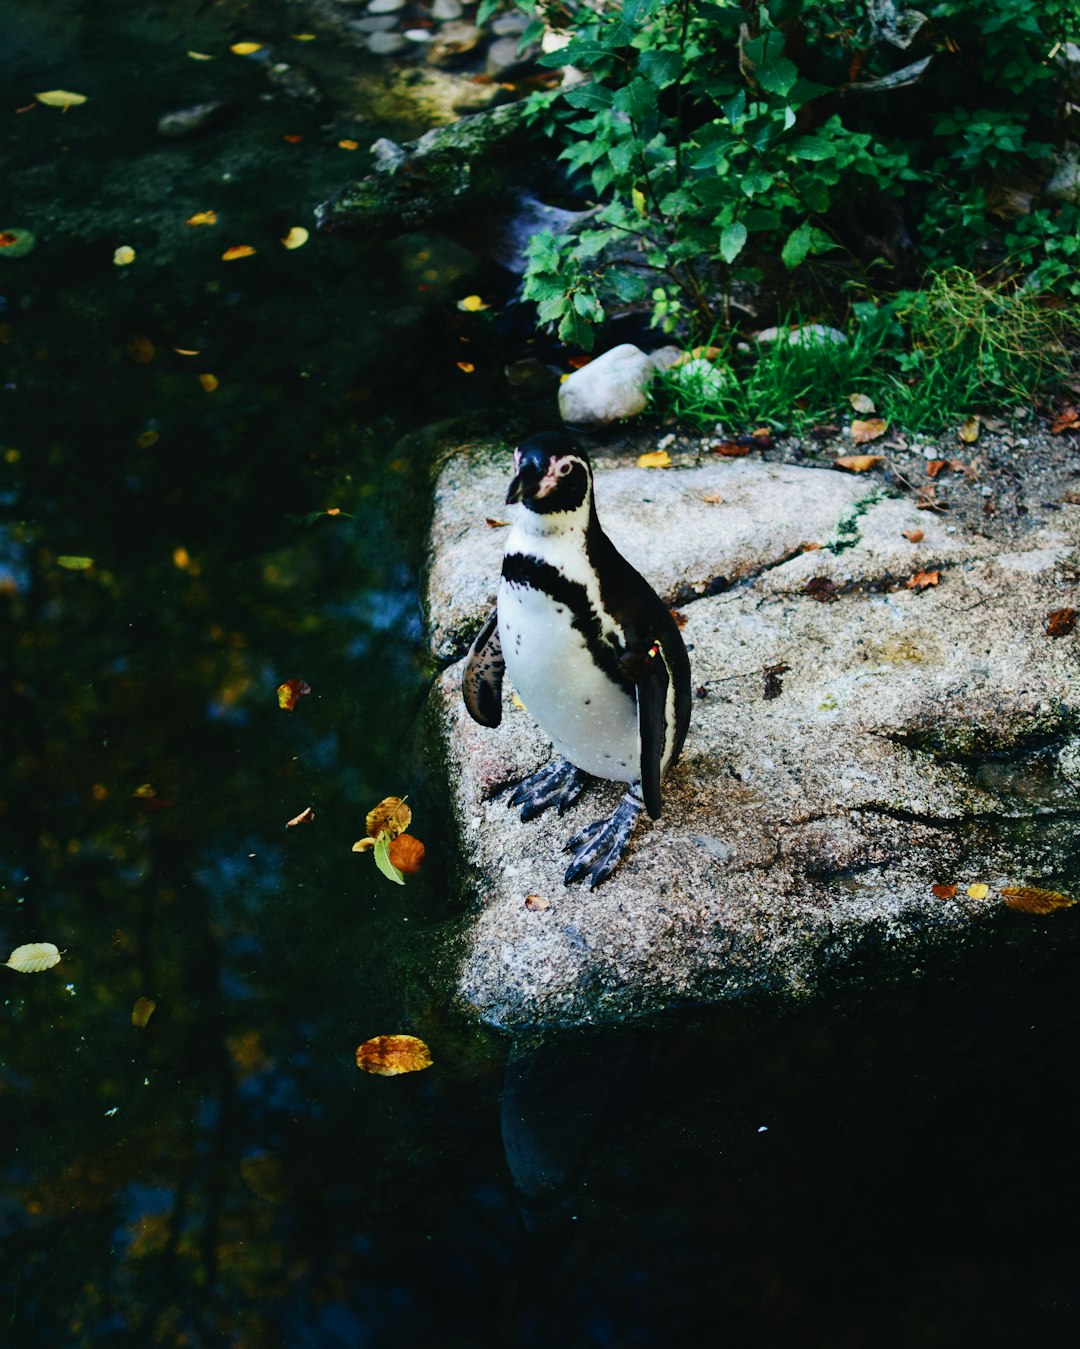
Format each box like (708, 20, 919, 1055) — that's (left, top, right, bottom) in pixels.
(506, 461, 543, 505)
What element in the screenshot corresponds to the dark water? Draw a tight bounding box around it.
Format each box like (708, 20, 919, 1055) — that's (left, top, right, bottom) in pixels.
(3, 4, 1080, 1346)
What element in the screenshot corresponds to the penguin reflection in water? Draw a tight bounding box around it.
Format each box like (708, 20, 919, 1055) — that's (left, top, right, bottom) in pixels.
(463, 432, 691, 888)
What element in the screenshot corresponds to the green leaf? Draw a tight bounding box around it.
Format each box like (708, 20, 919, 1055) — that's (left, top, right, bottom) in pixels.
(374, 833, 405, 886)
(536, 294, 570, 323)
(558, 308, 597, 350)
(613, 78, 660, 139)
(781, 220, 813, 270)
(527, 230, 562, 273)
(539, 40, 610, 69)
(788, 136, 835, 162)
(638, 49, 683, 89)
(757, 56, 798, 97)
(719, 221, 747, 264)
(564, 83, 614, 111)
(740, 168, 773, 197)
(607, 270, 648, 302)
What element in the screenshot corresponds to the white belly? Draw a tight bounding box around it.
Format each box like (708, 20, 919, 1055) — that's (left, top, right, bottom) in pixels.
(499, 578, 639, 782)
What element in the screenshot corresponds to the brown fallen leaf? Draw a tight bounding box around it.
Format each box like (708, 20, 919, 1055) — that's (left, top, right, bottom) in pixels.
(366, 796, 412, 841)
(925, 459, 948, 478)
(902, 528, 924, 543)
(525, 894, 550, 911)
(834, 454, 884, 473)
(710, 441, 751, 457)
(958, 414, 980, 444)
(701, 492, 725, 504)
(485, 517, 509, 528)
(907, 570, 940, 589)
(931, 882, 957, 899)
(131, 996, 157, 1028)
(276, 678, 311, 712)
(356, 1034, 433, 1076)
(1001, 885, 1077, 915)
(669, 609, 688, 629)
(763, 661, 790, 700)
(805, 576, 838, 602)
(285, 805, 315, 828)
(1044, 608, 1078, 637)
(388, 833, 425, 874)
(850, 418, 888, 444)
(1049, 406, 1079, 434)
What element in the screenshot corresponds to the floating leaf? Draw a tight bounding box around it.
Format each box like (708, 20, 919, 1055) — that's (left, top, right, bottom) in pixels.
(276, 678, 311, 712)
(186, 210, 218, 227)
(1001, 885, 1077, 915)
(456, 361, 475, 373)
(849, 393, 876, 414)
(388, 833, 425, 875)
(281, 226, 308, 250)
(902, 528, 924, 543)
(131, 783, 156, 798)
(292, 34, 317, 42)
(907, 570, 940, 589)
(366, 797, 411, 840)
(230, 42, 264, 55)
(113, 245, 136, 266)
(637, 449, 672, 468)
(338, 139, 359, 151)
(198, 372, 219, 392)
(187, 51, 214, 61)
(131, 996, 156, 1028)
(6, 942, 61, 973)
(57, 555, 94, 570)
(931, 882, 957, 899)
(356, 1034, 432, 1076)
(834, 454, 884, 473)
(137, 430, 159, 448)
(285, 805, 315, 828)
(457, 294, 490, 312)
(35, 90, 87, 109)
(525, 894, 550, 911)
(958, 414, 980, 443)
(701, 492, 725, 504)
(174, 347, 199, 356)
(0, 227, 36, 257)
(1045, 608, 1077, 637)
(966, 883, 990, 900)
(222, 244, 256, 261)
(850, 418, 888, 444)
(373, 833, 405, 885)
(283, 133, 303, 143)
(125, 333, 155, 364)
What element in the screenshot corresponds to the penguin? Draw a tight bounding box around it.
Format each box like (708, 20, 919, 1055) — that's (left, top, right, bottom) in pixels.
(462, 431, 691, 888)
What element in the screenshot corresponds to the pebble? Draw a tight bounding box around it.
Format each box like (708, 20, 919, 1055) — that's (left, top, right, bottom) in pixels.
(432, 0, 464, 18)
(492, 12, 531, 36)
(487, 35, 537, 76)
(426, 21, 482, 66)
(367, 31, 409, 55)
(355, 16, 400, 33)
(367, 0, 406, 11)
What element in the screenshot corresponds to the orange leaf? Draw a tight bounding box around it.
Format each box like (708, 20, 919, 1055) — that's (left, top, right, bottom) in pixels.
(485, 517, 509, 528)
(925, 459, 948, 478)
(276, 678, 311, 712)
(1045, 608, 1077, 637)
(850, 418, 888, 443)
(931, 882, 957, 899)
(456, 361, 475, 373)
(285, 805, 315, 828)
(1001, 886, 1077, 915)
(186, 211, 218, 226)
(902, 528, 924, 543)
(221, 244, 256, 261)
(1049, 406, 1078, 434)
(388, 833, 425, 874)
(338, 139, 359, 151)
(131, 996, 157, 1028)
(525, 894, 550, 911)
(356, 1034, 433, 1076)
(907, 570, 940, 589)
(834, 454, 884, 473)
(366, 796, 411, 841)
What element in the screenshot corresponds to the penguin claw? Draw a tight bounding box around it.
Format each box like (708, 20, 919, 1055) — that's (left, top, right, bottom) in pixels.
(563, 791, 644, 889)
(507, 756, 587, 823)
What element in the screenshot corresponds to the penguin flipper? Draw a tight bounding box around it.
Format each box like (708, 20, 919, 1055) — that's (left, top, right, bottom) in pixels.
(636, 643, 671, 820)
(462, 609, 505, 728)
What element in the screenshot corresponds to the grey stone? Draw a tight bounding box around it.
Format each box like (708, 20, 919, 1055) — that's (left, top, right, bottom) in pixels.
(432, 0, 464, 18)
(356, 15, 401, 32)
(557, 343, 680, 426)
(366, 30, 409, 55)
(426, 443, 1080, 1030)
(755, 323, 848, 347)
(1044, 149, 1080, 205)
(367, 0, 406, 12)
(486, 35, 539, 76)
(426, 21, 482, 67)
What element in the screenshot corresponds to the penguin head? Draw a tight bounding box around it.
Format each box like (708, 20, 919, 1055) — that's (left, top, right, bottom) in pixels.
(506, 432, 593, 515)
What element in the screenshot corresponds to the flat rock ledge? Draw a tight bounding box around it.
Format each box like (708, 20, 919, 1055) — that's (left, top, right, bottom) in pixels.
(426, 442, 1080, 1031)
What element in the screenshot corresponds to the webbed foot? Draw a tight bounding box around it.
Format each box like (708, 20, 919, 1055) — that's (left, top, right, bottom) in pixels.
(563, 790, 644, 889)
(508, 755, 587, 823)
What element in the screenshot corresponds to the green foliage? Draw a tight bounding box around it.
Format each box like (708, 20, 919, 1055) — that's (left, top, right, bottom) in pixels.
(654, 269, 1077, 432)
(515, 0, 1080, 347)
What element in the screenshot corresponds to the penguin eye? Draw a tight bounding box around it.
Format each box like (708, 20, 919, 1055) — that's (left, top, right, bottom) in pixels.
(555, 460, 573, 477)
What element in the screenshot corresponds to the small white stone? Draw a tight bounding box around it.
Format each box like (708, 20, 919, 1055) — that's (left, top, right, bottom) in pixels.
(367, 0, 406, 11)
(432, 0, 463, 18)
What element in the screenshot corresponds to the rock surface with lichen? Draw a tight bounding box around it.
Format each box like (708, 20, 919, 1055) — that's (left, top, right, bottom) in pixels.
(426, 439, 1080, 1030)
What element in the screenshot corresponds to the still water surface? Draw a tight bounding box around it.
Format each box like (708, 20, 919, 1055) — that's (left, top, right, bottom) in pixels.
(3, 4, 1079, 1346)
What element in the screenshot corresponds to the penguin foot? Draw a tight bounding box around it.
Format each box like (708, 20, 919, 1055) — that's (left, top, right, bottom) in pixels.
(508, 755, 587, 823)
(563, 790, 644, 889)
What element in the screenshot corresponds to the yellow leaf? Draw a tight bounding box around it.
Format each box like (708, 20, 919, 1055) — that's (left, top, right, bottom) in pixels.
(57, 555, 94, 570)
(230, 42, 264, 55)
(355, 1034, 432, 1076)
(6, 942, 61, 973)
(221, 244, 256, 261)
(833, 455, 884, 473)
(174, 347, 200, 356)
(701, 492, 725, 504)
(631, 186, 647, 216)
(456, 361, 475, 373)
(510, 691, 528, 711)
(35, 90, 87, 109)
(198, 372, 219, 392)
(849, 393, 876, 414)
(131, 996, 157, 1028)
(276, 678, 310, 711)
(292, 33, 317, 41)
(352, 837, 377, 852)
(113, 245, 136, 266)
(131, 783, 156, 798)
(366, 796, 411, 840)
(186, 211, 218, 227)
(285, 805, 315, 828)
(457, 294, 489, 312)
(137, 430, 159, 448)
(1001, 885, 1077, 915)
(172, 547, 191, 569)
(637, 449, 672, 469)
(281, 226, 309, 250)
(958, 414, 980, 444)
(966, 883, 990, 900)
(187, 51, 214, 61)
(850, 418, 889, 443)
(338, 139, 360, 151)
